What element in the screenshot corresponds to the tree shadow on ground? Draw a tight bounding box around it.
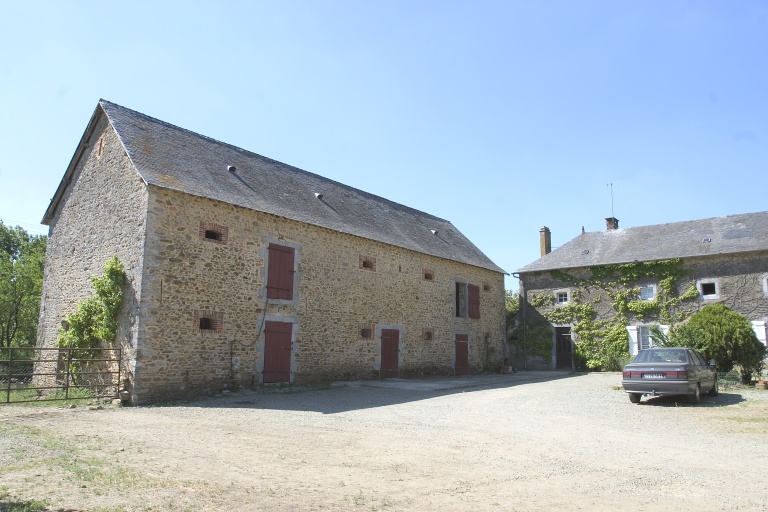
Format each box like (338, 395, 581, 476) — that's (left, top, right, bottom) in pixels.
(187, 371, 580, 414)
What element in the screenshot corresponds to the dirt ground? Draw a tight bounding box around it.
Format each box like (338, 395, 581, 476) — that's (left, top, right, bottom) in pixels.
(2, 372, 767, 511)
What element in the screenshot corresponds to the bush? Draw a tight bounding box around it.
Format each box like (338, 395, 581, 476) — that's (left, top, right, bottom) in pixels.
(669, 304, 765, 380)
(58, 256, 125, 357)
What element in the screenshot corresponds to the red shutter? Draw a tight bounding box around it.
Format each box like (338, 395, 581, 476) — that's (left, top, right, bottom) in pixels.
(468, 284, 480, 319)
(267, 244, 295, 300)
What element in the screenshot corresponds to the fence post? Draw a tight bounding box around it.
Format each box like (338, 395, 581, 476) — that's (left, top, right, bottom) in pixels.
(116, 348, 122, 400)
(65, 348, 73, 399)
(4, 348, 12, 403)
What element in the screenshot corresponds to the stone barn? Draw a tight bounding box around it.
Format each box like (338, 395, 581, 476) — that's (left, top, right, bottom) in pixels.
(37, 100, 506, 404)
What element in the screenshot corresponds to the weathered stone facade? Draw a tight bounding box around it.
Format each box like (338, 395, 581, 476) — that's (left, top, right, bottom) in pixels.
(133, 187, 504, 402)
(37, 120, 147, 380)
(516, 220, 768, 370)
(37, 101, 506, 404)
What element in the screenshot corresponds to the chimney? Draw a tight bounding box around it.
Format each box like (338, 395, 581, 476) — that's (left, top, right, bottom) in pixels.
(540, 226, 551, 256)
(605, 217, 619, 230)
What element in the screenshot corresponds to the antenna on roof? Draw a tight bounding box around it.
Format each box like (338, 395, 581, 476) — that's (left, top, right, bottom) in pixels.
(607, 182, 615, 218)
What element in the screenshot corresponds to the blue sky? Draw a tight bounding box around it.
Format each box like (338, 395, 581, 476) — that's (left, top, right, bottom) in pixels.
(1, 1, 766, 291)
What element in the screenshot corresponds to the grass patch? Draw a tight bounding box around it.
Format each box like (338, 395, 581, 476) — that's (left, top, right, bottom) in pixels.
(1, 383, 107, 408)
(0, 489, 47, 512)
(0, 423, 229, 511)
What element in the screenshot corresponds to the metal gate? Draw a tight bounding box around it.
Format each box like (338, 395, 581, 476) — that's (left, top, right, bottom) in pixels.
(1, 347, 121, 404)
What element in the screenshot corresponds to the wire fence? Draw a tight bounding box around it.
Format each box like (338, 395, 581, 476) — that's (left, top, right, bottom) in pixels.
(1, 347, 121, 404)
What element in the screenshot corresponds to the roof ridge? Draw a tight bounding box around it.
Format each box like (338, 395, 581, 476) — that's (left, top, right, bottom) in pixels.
(593, 210, 768, 234)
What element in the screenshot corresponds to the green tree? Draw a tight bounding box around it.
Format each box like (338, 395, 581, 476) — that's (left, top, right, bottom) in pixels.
(58, 256, 125, 356)
(0, 222, 46, 350)
(668, 304, 766, 381)
(505, 289, 519, 324)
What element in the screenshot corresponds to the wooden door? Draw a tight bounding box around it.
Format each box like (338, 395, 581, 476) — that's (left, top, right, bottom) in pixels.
(455, 334, 469, 375)
(380, 329, 400, 378)
(264, 321, 292, 383)
(555, 327, 572, 370)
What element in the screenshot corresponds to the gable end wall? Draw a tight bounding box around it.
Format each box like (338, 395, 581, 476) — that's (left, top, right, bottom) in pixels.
(37, 117, 149, 382)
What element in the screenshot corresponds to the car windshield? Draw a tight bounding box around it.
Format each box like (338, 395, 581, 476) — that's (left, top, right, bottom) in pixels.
(633, 349, 689, 364)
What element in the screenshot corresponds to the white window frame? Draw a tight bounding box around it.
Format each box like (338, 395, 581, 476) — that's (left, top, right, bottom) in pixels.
(554, 289, 570, 306)
(626, 324, 669, 356)
(762, 275, 768, 298)
(697, 278, 720, 300)
(638, 284, 656, 301)
(752, 321, 767, 348)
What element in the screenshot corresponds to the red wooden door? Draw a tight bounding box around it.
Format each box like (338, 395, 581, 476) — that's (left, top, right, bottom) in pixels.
(264, 321, 292, 383)
(455, 334, 469, 375)
(380, 329, 400, 378)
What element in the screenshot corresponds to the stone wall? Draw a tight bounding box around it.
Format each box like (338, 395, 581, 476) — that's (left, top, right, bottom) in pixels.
(134, 187, 505, 402)
(518, 253, 768, 367)
(36, 119, 149, 383)
(38, 114, 505, 404)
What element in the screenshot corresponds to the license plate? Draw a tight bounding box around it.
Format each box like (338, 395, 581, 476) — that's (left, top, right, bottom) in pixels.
(642, 373, 665, 379)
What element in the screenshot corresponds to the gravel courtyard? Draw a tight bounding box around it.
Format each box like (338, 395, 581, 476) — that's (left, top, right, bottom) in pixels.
(2, 372, 767, 511)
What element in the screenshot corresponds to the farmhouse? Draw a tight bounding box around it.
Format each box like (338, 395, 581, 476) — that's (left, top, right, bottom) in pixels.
(515, 213, 768, 370)
(37, 100, 506, 404)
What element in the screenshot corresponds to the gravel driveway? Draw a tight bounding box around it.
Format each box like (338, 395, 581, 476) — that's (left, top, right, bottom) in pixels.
(2, 372, 767, 511)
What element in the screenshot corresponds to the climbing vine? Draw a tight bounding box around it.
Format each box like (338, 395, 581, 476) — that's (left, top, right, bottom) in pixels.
(521, 259, 699, 371)
(58, 256, 125, 358)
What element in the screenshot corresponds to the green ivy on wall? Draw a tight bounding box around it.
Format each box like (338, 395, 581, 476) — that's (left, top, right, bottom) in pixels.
(524, 259, 698, 370)
(58, 256, 126, 359)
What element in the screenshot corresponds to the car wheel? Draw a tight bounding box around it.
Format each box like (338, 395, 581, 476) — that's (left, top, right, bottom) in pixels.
(708, 376, 719, 396)
(688, 383, 701, 404)
(628, 393, 641, 404)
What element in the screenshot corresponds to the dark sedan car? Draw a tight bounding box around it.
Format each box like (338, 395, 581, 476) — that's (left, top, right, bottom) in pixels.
(622, 347, 718, 404)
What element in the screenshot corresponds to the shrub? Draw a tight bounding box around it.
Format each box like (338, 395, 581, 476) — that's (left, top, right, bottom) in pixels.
(669, 304, 765, 380)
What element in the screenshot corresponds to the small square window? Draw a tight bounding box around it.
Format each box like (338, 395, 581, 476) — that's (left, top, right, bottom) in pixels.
(697, 279, 719, 299)
(199, 222, 228, 244)
(195, 310, 223, 333)
(359, 323, 374, 339)
(555, 291, 569, 304)
(423, 269, 434, 281)
(423, 328, 434, 341)
(639, 285, 655, 301)
(483, 283, 491, 292)
(359, 255, 376, 271)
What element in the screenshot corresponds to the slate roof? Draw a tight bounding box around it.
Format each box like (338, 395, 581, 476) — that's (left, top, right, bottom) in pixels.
(45, 100, 505, 274)
(517, 211, 768, 274)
